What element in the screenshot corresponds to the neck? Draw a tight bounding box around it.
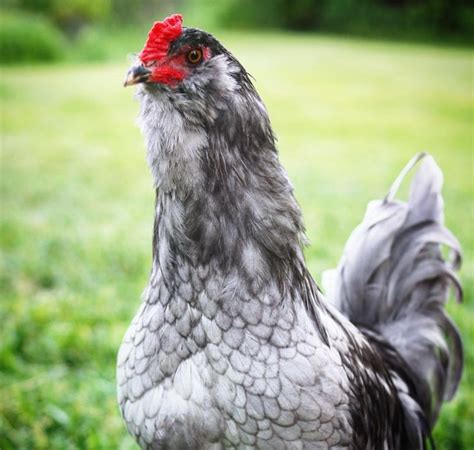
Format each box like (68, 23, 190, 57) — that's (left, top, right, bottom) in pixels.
(149, 94, 304, 271)
(139, 69, 327, 340)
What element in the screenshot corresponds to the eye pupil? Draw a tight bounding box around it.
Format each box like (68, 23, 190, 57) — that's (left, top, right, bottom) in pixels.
(187, 49, 202, 64)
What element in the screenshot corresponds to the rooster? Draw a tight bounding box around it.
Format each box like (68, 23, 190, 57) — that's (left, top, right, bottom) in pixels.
(118, 14, 463, 450)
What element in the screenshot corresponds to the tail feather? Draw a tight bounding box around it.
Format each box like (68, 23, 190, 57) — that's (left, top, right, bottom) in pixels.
(323, 153, 463, 429)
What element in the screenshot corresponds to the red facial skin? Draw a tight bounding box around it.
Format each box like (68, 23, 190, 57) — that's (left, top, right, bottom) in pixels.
(145, 47, 211, 86)
(147, 58, 187, 86)
(139, 14, 211, 87)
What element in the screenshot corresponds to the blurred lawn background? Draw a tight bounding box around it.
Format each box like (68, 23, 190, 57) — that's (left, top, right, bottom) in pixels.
(1, 0, 473, 449)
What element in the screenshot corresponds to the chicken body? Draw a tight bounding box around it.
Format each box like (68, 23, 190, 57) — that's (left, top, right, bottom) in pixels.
(118, 256, 360, 448)
(118, 15, 462, 450)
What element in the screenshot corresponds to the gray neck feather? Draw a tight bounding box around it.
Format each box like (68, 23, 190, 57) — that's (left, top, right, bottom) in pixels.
(138, 56, 305, 267)
(136, 56, 326, 334)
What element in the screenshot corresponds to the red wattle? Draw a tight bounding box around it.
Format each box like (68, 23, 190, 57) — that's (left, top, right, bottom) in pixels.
(150, 66, 186, 85)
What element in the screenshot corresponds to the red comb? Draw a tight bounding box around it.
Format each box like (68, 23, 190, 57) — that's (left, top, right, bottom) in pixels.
(140, 14, 183, 63)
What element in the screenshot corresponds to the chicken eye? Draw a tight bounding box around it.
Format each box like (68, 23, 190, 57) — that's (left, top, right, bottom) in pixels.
(186, 49, 203, 65)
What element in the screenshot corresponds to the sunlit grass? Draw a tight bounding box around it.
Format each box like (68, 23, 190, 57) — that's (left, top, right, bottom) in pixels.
(1, 33, 472, 449)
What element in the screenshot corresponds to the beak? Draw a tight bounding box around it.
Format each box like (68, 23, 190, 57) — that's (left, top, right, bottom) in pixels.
(123, 63, 151, 87)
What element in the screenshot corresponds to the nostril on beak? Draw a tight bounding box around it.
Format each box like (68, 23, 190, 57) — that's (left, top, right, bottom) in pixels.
(124, 64, 152, 87)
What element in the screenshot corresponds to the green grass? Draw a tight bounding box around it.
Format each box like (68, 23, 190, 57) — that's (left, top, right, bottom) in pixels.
(1, 33, 473, 449)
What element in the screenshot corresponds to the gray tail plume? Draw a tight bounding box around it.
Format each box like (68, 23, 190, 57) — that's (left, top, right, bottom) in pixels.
(323, 153, 463, 429)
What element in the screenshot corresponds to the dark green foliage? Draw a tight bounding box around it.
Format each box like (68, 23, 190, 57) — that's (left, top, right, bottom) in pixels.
(219, 0, 474, 40)
(0, 0, 181, 64)
(2, 0, 175, 32)
(1, 0, 472, 66)
(3, 0, 112, 35)
(0, 11, 66, 63)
